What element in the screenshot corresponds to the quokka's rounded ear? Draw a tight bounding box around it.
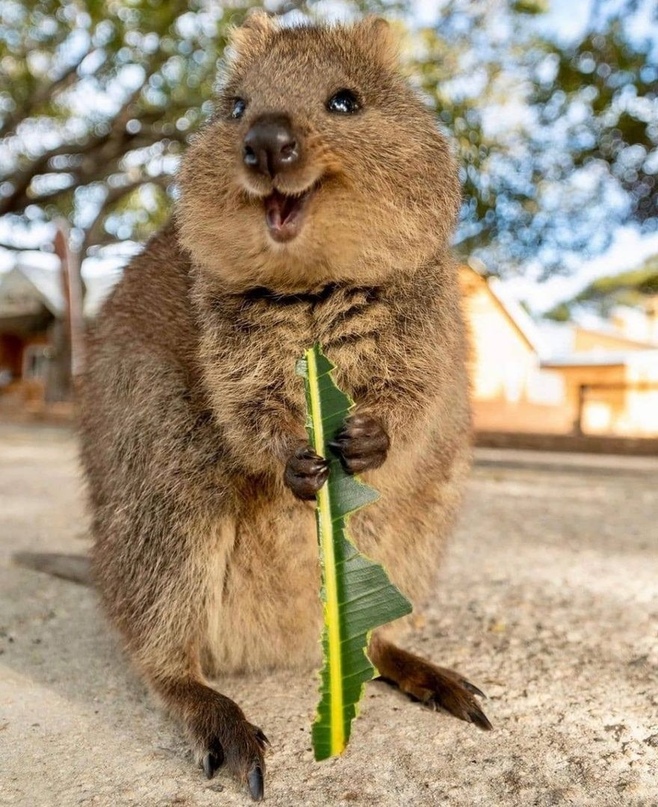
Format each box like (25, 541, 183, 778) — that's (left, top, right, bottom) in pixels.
(229, 9, 279, 57)
(242, 8, 277, 34)
(355, 16, 400, 70)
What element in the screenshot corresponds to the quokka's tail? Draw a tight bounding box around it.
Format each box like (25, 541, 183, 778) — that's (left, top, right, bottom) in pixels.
(13, 552, 91, 586)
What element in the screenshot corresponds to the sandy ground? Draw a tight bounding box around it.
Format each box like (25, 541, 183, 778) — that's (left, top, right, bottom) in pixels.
(1, 423, 657, 807)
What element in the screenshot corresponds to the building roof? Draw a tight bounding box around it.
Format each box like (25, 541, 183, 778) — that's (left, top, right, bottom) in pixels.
(0, 262, 65, 319)
(463, 263, 658, 372)
(487, 277, 546, 355)
(542, 354, 627, 368)
(0, 255, 123, 321)
(534, 321, 576, 356)
(82, 266, 122, 317)
(461, 263, 546, 355)
(542, 349, 658, 368)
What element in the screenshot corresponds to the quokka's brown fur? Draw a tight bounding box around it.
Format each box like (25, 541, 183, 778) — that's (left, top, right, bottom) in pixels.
(79, 11, 490, 800)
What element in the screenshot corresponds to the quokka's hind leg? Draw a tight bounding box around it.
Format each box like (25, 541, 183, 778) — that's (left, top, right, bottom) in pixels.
(150, 662, 269, 801)
(99, 532, 269, 800)
(368, 633, 492, 731)
(98, 542, 270, 801)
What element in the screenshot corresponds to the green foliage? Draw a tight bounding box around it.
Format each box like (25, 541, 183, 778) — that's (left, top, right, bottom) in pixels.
(298, 344, 412, 761)
(545, 254, 658, 319)
(413, 0, 657, 274)
(512, 0, 548, 12)
(412, 2, 555, 269)
(543, 302, 572, 322)
(531, 8, 658, 230)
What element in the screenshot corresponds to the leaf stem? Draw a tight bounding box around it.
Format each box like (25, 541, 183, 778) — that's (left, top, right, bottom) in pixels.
(305, 346, 345, 755)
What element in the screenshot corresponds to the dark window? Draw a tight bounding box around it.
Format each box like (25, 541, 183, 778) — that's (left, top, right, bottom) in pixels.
(23, 346, 50, 380)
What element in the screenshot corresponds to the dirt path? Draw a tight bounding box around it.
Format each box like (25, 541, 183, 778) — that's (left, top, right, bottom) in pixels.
(1, 424, 657, 806)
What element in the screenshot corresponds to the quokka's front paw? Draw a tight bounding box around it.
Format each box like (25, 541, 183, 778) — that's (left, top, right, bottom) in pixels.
(284, 443, 329, 500)
(329, 412, 390, 474)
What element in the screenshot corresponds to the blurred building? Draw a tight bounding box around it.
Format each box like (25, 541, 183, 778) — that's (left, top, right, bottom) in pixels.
(0, 255, 68, 412)
(538, 317, 658, 437)
(460, 263, 569, 433)
(0, 252, 116, 418)
(461, 263, 658, 437)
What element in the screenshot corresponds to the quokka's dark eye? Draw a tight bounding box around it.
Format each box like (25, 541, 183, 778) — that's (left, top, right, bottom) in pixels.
(326, 89, 361, 115)
(230, 98, 247, 119)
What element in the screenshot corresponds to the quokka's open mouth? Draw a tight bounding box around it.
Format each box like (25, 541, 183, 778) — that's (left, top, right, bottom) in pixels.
(264, 186, 316, 243)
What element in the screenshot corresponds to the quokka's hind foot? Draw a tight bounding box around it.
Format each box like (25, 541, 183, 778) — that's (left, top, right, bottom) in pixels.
(368, 635, 493, 731)
(160, 678, 269, 801)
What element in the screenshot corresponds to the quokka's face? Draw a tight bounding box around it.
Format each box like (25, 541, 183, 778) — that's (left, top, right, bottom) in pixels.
(177, 13, 460, 293)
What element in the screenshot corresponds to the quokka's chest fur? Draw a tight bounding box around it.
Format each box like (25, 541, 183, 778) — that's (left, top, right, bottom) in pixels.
(200, 283, 394, 388)
(193, 281, 401, 469)
(203, 489, 323, 675)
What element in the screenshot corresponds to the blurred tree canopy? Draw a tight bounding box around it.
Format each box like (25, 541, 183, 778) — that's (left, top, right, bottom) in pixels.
(0, 0, 656, 275)
(413, 0, 657, 274)
(525, 0, 658, 272)
(544, 252, 658, 320)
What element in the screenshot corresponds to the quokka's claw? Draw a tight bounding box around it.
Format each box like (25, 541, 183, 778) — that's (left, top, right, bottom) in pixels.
(247, 761, 265, 801)
(202, 739, 224, 779)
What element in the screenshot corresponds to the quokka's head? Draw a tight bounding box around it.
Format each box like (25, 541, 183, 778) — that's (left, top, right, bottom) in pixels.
(177, 11, 460, 293)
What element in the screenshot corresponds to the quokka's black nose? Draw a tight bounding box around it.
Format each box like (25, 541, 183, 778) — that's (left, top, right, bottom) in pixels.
(243, 114, 300, 177)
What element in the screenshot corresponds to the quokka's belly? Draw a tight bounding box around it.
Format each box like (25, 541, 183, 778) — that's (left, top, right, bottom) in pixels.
(203, 496, 323, 676)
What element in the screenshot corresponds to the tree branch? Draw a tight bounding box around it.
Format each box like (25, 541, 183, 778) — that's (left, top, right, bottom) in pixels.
(81, 175, 171, 253)
(0, 24, 196, 217)
(0, 47, 93, 140)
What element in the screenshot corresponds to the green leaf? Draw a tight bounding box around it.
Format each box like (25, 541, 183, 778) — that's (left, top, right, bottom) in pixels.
(297, 344, 412, 762)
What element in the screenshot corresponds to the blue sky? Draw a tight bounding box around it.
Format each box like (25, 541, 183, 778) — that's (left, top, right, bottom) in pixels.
(414, 0, 592, 37)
